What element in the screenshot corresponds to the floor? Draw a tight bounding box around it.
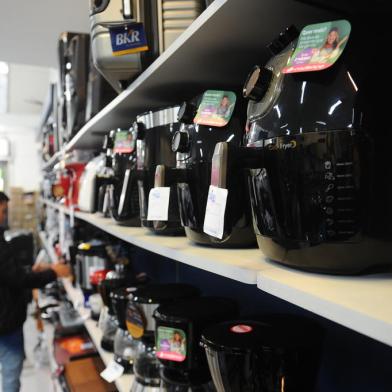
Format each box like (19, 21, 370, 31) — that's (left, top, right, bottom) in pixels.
(0, 309, 53, 392)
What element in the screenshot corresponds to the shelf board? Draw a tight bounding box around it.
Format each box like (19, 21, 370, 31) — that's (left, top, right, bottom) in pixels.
(257, 265, 392, 347)
(62, 278, 133, 392)
(42, 151, 62, 172)
(64, 0, 335, 152)
(43, 200, 392, 348)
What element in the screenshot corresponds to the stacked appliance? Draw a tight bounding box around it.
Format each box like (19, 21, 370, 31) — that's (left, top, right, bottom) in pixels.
(89, 0, 206, 93)
(126, 284, 200, 391)
(208, 9, 392, 273)
(135, 107, 185, 235)
(172, 91, 255, 246)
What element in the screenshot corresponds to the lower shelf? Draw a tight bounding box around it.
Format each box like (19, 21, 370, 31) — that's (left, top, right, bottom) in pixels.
(62, 278, 134, 392)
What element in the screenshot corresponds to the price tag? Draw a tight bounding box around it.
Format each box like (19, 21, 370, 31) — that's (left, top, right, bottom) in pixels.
(203, 185, 228, 239)
(147, 187, 170, 221)
(100, 360, 124, 383)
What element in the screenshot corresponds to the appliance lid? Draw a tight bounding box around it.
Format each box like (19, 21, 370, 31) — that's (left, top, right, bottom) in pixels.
(131, 283, 200, 304)
(154, 297, 238, 324)
(201, 316, 323, 353)
(136, 106, 180, 129)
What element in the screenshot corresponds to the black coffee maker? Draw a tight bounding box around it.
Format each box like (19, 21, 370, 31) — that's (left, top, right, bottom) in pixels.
(201, 315, 323, 392)
(109, 127, 141, 226)
(135, 107, 185, 235)
(171, 91, 255, 247)
(111, 287, 140, 373)
(154, 297, 238, 391)
(210, 7, 392, 273)
(127, 284, 200, 391)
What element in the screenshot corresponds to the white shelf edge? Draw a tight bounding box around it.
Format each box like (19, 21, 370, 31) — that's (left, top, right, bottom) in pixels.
(61, 278, 133, 392)
(39, 231, 57, 263)
(257, 267, 392, 347)
(40, 199, 265, 284)
(42, 151, 62, 172)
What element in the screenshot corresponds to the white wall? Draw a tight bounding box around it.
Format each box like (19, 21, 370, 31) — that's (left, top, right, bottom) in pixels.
(0, 113, 42, 192)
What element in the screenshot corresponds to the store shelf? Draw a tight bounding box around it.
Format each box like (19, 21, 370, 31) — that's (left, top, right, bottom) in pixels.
(63, 0, 335, 152)
(42, 151, 62, 172)
(257, 265, 392, 347)
(41, 199, 268, 284)
(62, 278, 134, 392)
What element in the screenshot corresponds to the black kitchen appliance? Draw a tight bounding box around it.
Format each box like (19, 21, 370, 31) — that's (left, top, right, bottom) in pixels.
(172, 91, 255, 247)
(110, 127, 141, 226)
(74, 241, 109, 294)
(127, 284, 200, 391)
(58, 32, 90, 143)
(201, 315, 323, 392)
(210, 10, 392, 273)
(154, 297, 238, 391)
(97, 270, 125, 351)
(135, 107, 184, 235)
(111, 287, 141, 372)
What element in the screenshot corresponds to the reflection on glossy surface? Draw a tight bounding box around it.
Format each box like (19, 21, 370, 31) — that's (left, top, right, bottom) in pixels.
(245, 18, 392, 273)
(177, 98, 255, 247)
(137, 108, 184, 235)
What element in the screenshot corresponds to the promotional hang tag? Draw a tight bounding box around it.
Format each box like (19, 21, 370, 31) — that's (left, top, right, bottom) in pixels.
(100, 360, 124, 383)
(194, 90, 236, 127)
(113, 130, 135, 153)
(156, 327, 187, 362)
(109, 22, 149, 56)
(283, 20, 351, 74)
(147, 187, 171, 221)
(203, 185, 228, 239)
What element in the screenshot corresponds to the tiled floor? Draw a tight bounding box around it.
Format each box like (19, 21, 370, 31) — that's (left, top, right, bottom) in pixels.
(0, 311, 53, 392)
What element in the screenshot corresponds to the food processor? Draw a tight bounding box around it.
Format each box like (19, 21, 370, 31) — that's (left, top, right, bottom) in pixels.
(127, 284, 200, 391)
(154, 297, 238, 391)
(201, 315, 324, 392)
(111, 287, 141, 372)
(210, 12, 392, 273)
(172, 91, 255, 247)
(135, 107, 185, 235)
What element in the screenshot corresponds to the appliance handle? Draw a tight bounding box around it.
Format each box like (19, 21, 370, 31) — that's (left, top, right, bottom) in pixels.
(211, 142, 265, 188)
(154, 165, 189, 187)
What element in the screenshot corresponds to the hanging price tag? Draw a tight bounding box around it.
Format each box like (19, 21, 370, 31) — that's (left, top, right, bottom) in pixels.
(203, 185, 228, 239)
(147, 187, 171, 221)
(100, 360, 124, 383)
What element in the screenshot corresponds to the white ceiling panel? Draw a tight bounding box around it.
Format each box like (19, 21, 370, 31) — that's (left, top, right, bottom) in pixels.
(0, 0, 90, 67)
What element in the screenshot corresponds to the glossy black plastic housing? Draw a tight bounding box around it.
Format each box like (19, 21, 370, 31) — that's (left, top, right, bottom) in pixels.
(154, 297, 238, 387)
(136, 107, 185, 235)
(111, 129, 140, 226)
(201, 316, 323, 392)
(176, 95, 255, 247)
(241, 15, 392, 273)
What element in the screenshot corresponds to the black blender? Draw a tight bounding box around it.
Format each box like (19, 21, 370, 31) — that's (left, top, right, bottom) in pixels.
(209, 8, 392, 273)
(201, 315, 324, 392)
(135, 107, 185, 235)
(110, 127, 141, 226)
(126, 284, 200, 391)
(170, 90, 255, 247)
(154, 297, 239, 391)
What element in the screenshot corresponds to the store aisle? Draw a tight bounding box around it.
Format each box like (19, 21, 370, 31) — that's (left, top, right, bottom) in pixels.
(20, 311, 53, 392)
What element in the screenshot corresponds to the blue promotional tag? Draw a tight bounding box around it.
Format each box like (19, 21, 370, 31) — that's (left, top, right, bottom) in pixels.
(109, 22, 148, 56)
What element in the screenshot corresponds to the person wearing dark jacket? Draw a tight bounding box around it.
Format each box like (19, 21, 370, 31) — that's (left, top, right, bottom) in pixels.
(0, 192, 70, 392)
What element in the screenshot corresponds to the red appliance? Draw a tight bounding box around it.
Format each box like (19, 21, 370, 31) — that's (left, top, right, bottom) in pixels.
(64, 162, 86, 208)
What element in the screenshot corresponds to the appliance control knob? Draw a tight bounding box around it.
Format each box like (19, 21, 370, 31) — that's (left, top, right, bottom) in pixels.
(172, 131, 190, 153)
(243, 66, 273, 101)
(177, 101, 197, 124)
(267, 25, 299, 55)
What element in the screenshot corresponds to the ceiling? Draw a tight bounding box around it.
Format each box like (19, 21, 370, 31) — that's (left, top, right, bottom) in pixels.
(0, 0, 90, 67)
